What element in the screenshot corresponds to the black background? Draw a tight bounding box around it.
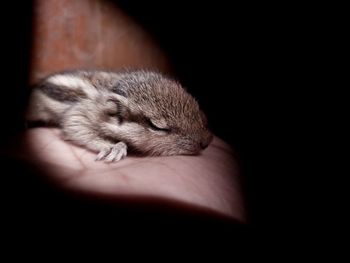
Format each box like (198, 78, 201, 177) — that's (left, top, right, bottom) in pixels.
(0, 0, 328, 241)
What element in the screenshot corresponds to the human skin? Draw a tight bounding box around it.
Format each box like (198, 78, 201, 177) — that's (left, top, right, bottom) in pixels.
(4, 128, 246, 223)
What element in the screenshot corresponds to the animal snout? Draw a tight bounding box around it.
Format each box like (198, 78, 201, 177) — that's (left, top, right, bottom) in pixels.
(200, 141, 209, 149)
(200, 133, 213, 150)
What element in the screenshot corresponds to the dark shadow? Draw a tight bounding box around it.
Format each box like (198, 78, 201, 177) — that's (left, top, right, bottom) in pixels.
(108, 1, 312, 227)
(0, 0, 269, 232)
(110, 0, 265, 226)
(0, 2, 33, 141)
(1, 152, 248, 239)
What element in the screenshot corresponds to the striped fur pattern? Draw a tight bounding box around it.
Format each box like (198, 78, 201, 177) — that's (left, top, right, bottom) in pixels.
(26, 69, 213, 162)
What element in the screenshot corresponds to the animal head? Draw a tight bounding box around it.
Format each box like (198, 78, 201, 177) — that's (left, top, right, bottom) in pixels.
(105, 71, 213, 156)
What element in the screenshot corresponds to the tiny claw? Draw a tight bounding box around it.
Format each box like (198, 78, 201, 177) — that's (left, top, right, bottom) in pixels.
(95, 148, 111, 161)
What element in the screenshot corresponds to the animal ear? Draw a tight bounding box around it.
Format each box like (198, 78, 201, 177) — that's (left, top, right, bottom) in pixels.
(108, 93, 128, 107)
(112, 82, 128, 98)
(106, 94, 129, 120)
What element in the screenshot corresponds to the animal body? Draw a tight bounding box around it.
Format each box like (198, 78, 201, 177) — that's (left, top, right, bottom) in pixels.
(26, 69, 213, 162)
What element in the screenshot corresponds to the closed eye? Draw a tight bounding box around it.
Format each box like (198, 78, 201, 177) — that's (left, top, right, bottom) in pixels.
(146, 118, 171, 132)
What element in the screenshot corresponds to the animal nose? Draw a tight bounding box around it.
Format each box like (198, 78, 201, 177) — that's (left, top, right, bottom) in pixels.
(200, 133, 213, 149)
(200, 141, 209, 149)
(200, 138, 211, 149)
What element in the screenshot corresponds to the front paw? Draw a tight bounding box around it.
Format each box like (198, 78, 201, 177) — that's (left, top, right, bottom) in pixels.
(95, 142, 127, 162)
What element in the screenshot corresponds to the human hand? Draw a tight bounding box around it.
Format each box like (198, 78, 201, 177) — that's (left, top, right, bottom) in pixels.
(5, 128, 246, 222)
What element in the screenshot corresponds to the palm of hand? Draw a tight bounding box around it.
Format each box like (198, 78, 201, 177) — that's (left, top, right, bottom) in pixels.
(6, 128, 245, 222)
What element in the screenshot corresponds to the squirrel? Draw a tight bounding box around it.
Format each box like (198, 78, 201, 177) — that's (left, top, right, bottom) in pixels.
(26, 69, 213, 162)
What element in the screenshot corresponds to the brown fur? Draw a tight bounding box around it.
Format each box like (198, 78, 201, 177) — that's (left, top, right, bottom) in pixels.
(26, 69, 213, 162)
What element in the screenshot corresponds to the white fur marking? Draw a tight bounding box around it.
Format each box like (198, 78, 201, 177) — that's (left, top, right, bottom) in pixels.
(48, 75, 98, 97)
